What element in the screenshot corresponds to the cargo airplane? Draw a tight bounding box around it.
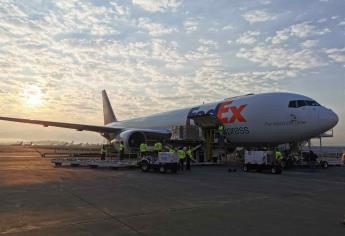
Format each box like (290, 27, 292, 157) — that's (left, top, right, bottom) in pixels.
(0, 91, 338, 152)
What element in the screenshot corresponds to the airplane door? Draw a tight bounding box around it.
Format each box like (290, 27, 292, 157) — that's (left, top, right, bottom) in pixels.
(289, 101, 317, 123)
(288, 101, 305, 122)
(304, 104, 318, 123)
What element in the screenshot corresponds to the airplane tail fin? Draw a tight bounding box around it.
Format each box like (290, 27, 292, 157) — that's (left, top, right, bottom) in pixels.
(102, 90, 117, 124)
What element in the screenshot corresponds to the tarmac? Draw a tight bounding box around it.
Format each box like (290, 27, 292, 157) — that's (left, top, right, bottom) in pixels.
(0, 146, 345, 236)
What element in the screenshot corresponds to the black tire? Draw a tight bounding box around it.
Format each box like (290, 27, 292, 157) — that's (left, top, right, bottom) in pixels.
(171, 166, 178, 173)
(159, 165, 166, 173)
(170, 164, 178, 173)
(281, 161, 286, 169)
(243, 165, 248, 172)
(321, 161, 328, 169)
(141, 161, 149, 172)
(55, 163, 62, 167)
(271, 167, 277, 174)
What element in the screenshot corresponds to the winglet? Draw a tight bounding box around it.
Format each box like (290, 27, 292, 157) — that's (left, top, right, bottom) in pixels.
(102, 90, 117, 124)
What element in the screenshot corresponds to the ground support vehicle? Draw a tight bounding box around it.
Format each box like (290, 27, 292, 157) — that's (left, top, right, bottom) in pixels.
(138, 152, 179, 173)
(243, 150, 282, 174)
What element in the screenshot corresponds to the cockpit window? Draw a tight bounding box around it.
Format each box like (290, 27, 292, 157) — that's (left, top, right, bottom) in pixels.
(288, 101, 297, 108)
(288, 100, 320, 108)
(305, 100, 320, 106)
(297, 100, 305, 107)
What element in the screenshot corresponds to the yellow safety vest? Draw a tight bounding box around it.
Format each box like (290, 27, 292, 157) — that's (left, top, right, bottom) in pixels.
(275, 151, 283, 160)
(140, 143, 147, 152)
(177, 150, 186, 159)
(154, 142, 162, 151)
(186, 149, 192, 158)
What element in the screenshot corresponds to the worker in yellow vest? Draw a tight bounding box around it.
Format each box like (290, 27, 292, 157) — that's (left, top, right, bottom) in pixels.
(139, 142, 148, 158)
(218, 124, 224, 134)
(275, 150, 283, 163)
(119, 141, 125, 160)
(186, 147, 193, 171)
(177, 147, 186, 171)
(100, 145, 106, 160)
(153, 141, 163, 158)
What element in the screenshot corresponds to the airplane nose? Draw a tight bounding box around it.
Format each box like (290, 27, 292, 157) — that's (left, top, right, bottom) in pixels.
(330, 110, 339, 127)
(319, 108, 339, 130)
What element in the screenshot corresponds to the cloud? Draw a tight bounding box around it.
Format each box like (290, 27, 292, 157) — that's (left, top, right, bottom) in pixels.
(199, 39, 219, 49)
(236, 45, 326, 70)
(183, 18, 199, 33)
(137, 17, 178, 36)
(317, 18, 327, 23)
(339, 21, 345, 26)
(301, 39, 319, 48)
(132, 0, 182, 12)
(236, 31, 260, 45)
(270, 22, 331, 44)
(325, 48, 345, 63)
(242, 9, 277, 23)
(222, 24, 234, 30)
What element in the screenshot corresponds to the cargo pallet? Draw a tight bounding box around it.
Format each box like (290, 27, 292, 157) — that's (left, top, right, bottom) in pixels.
(52, 158, 138, 169)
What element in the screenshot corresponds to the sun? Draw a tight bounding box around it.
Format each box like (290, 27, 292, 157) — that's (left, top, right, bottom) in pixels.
(22, 86, 43, 107)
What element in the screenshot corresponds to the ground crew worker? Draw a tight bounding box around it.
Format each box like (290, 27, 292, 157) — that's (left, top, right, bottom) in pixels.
(139, 142, 148, 158)
(177, 147, 186, 171)
(153, 141, 163, 158)
(275, 150, 283, 163)
(218, 124, 224, 134)
(186, 147, 193, 171)
(119, 141, 125, 160)
(100, 145, 106, 160)
(218, 125, 225, 145)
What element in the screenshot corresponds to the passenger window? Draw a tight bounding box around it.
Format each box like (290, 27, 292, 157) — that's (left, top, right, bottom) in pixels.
(288, 101, 297, 108)
(297, 100, 305, 107)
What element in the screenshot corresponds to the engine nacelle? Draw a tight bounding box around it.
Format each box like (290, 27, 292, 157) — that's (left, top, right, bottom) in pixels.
(119, 130, 146, 151)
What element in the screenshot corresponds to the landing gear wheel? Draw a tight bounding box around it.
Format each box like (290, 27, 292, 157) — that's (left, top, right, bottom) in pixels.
(159, 165, 166, 173)
(271, 167, 277, 174)
(171, 165, 178, 173)
(322, 161, 328, 169)
(141, 161, 149, 172)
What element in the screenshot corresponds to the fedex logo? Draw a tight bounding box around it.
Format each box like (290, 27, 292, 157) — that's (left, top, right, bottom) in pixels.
(188, 101, 247, 124)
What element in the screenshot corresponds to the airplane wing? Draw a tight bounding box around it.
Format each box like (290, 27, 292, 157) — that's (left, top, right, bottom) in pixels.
(0, 116, 121, 133)
(0, 116, 172, 136)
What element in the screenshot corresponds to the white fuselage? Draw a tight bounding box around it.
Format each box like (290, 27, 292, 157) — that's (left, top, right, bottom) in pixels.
(108, 92, 338, 146)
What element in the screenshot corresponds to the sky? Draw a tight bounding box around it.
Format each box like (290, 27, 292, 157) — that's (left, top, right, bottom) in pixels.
(0, 0, 344, 145)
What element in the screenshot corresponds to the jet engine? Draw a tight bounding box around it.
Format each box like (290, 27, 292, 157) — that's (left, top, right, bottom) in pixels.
(119, 130, 146, 149)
